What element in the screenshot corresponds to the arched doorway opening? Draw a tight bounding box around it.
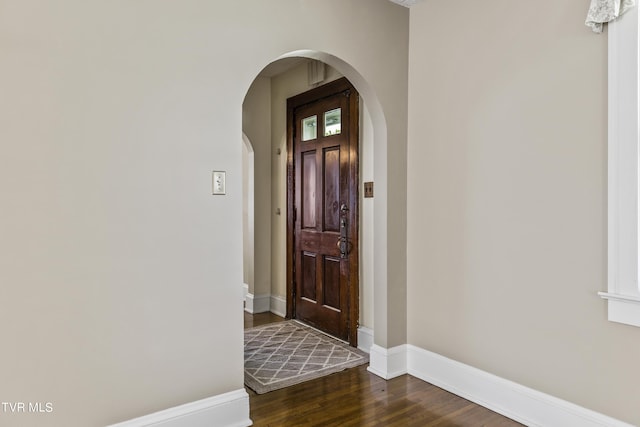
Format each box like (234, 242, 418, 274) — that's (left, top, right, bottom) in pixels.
(241, 50, 389, 359)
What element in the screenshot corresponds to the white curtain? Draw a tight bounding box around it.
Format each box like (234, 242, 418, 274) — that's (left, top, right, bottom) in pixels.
(586, 0, 636, 32)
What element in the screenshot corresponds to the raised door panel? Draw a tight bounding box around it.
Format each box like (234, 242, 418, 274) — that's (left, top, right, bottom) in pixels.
(301, 151, 317, 230)
(323, 147, 340, 233)
(301, 252, 317, 302)
(322, 256, 341, 311)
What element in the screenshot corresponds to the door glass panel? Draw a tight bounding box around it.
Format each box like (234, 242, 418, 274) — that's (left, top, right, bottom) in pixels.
(302, 115, 317, 141)
(324, 108, 341, 136)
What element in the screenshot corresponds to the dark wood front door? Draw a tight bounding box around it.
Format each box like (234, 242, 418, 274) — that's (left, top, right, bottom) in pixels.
(286, 78, 359, 346)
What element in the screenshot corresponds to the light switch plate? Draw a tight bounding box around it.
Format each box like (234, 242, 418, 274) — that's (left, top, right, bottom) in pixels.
(364, 181, 374, 198)
(212, 171, 226, 195)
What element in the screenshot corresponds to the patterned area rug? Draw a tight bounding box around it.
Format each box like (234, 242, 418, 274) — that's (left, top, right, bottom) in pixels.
(244, 320, 369, 394)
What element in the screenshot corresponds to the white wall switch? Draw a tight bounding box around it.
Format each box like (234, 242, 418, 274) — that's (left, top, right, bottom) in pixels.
(212, 171, 226, 195)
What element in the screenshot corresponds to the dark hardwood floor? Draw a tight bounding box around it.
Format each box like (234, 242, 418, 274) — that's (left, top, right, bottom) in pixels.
(244, 311, 286, 329)
(244, 312, 523, 427)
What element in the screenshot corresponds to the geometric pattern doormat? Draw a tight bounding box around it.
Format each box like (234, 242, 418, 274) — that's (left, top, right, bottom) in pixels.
(244, 321, 369, 394)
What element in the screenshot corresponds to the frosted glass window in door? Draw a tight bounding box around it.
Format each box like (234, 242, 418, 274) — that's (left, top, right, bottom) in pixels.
(302, 115, 317, 141)
(324, 108, 341, 136)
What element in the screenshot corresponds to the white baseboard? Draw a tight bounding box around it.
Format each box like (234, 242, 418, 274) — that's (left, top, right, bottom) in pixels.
(242, 284, 249, 302)
(367, 344, 407, 379)
(244, 293, 270, 314)
(406, 345, 634, 427)
(245, 294, 286, 317)
(107, 389, 251, 427)
(243, 294, 254, 314)
(270, 295, 286, 318)
(357, 326, 373, 354)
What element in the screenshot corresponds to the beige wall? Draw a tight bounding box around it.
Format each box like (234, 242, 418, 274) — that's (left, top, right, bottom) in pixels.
(242, 141, 249, 286)
(406, 1, 640, 425)
(0, 0, 409, 425)
(360, 102, 375, 329)
(242, 136, 254, 290)
(242, 78, 271, 297)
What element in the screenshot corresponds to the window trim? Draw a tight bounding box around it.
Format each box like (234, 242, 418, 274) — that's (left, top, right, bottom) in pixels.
(600, 5, 640, 327)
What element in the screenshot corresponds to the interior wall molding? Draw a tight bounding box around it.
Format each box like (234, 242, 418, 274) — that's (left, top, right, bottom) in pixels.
(269, 295, 286, 318)
(107, 389, 251, 427)
(244, 293, 270, 314)
(365, 344, 632, 425)
(603, 0, 640, 328)
(367, 344, 408, 379)
(406, 345, 633, 427)
(246, 293, 287, 317)
(357, 326, 374, 354)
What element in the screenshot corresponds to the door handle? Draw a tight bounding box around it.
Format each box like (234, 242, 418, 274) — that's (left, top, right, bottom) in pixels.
(337, 237, 351, 257)
(338, 203, 349, 258)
